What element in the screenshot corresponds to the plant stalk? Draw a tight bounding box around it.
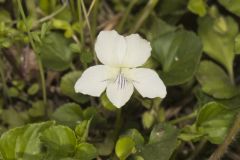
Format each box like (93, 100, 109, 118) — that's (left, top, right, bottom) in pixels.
(170, 112, 197, 125)
(227, 65, 235, 85)
(77, 0, 84, 44)
(130, 0, 158, 33)
(113, 109, 123, 141)
(17, 0, 47, 104)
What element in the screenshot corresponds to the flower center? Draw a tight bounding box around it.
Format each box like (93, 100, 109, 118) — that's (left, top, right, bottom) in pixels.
(115, 70, 128, 89)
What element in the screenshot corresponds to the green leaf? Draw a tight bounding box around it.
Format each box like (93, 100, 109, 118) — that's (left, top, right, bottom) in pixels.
(218, 0, 240, 16)
(235, 33, 240, 54)
(39, 0, 57, 14)
(28, 101, 45, 118)
(152, 29, 202, 85)
(38, 32, 73, 71)
(7, 87, 19, 97)
(101, 93, 117, 111)
(195, 88, 240, 109)
(60, 71, 89, 104)
(146, 17, 176, 40)
(0, 9, 11, 23)
(52, 19, 73, 38)
(196, 102, 236, 144)
(198, 14, 238, 73)
(142, 111, 155, 129)
(2, 108, 29, 128)
(0, 121, 54, 160)
(54, 5, 72, 22)
(52, 103, 83, 128)
(95, 133, 115, 156)
(80, 50, 94, 65)
(179, 125, 204, 142)
(82, 106, 106, 125)
(27, 83, 39, 95)
(123, 129, 145, 149)
(40, 125, 77, 158)
(196, 61, 238, 99)
(115, 137, 136, 160)
(157, 0, 188, 24)
(139, 123, 179, 160)
(187, 0, 207, 17)
(74, 143, 97, 160)
(75, 119, 91, 142)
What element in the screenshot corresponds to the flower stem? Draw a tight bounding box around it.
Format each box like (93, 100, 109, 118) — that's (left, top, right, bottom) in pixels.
(130, 0, 159, 33)
(17, 0, 47, 104)
(113, 109, 123, 140)
(169, 112, 197, 125)
(209, 112, 240, 160)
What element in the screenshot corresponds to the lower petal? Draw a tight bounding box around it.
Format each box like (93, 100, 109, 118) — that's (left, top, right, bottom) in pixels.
(106, 81, 134, 108)
(74, 65, 109, 97)
(129, 68, 167, 98)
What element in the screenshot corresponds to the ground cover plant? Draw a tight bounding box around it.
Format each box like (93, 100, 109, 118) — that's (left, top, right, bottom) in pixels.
(0, 0, 240, 160)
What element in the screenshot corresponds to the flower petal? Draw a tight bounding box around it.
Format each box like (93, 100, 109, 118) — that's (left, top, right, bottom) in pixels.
(129, 68, 167, 98)
(95, 30, 126, 66)
(106, 81, 134, 108)
(122, 34, 151, 67)
(74, 65, 109, 97)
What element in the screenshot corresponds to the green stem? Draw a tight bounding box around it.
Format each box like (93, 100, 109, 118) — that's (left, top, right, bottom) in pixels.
(152, 98, 165, 122)
(77, 0, 84, 44)
(130, 0, 158, 33)
(81, 0, 93, 44)
(0, 55, 7, 97)
(17, 0, 47, 104)
(80, 0, 98, 64)
(170, 112, 197, 124)
(209, 112, 240, 160)
(117, 0, 138, 33)
(227, 65, 234, 85)
(113, 109, 123, 140)
(90, 0, 99, 40)
(38, 3, 67, 23)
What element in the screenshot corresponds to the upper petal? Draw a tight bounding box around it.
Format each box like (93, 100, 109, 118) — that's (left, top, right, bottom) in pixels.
(106, 81, 134, 108)
(95, 30, 126, 66)
(121, 34, 151, 68)
(128, 68, 167, 98)
(74, 65, 109, 97)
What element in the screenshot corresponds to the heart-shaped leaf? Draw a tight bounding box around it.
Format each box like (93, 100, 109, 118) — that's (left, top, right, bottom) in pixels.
(40, 125, 77, 158)
(196, 61, 238, 99)
(138, 123, 179, 160)
(52, 103, 83, 128)
(0, 121, 54, 160)
(187, 0, 207, 17)
(198, 13, 238, 74)
(196, 102, 236, 144)
(60, 71, 89, 104)
(38, 32, 73, 71)
(152, 29, 202, 85)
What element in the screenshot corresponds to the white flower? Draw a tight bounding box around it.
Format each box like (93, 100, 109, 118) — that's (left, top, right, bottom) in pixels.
(74, 30, 167, 108)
